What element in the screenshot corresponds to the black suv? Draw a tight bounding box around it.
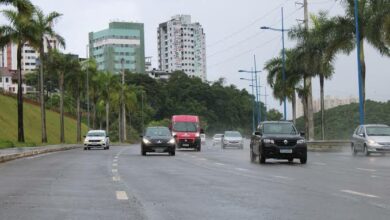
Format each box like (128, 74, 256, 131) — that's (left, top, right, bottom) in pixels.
(250, 121, 307, 164)
(141, 126, 176, 156)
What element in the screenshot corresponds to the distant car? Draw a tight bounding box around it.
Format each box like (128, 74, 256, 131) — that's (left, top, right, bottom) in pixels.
(84, 130, 110, 150)
(212, 134, 223, 146)
(200, 134, 206, 145)
(250, 121, 307, 164)
(141, 126, 176, 156)
(351, 124, 390, 156)
(221, 131, 244, 149)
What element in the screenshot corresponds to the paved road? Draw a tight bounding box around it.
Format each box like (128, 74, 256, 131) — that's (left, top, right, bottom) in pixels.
(1, 141, 390, 220)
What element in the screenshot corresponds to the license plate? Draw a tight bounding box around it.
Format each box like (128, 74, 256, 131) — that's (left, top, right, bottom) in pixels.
(280, 149, 292, 154)
(182, 144, 189, 147)
(155, 148, 165, 153)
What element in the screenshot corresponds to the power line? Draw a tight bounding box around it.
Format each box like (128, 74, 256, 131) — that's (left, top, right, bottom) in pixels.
(206, 0, 292, 48)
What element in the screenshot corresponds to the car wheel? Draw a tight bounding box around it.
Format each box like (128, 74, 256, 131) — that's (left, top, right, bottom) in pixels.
(352, 144, 357, 156)
(288, 158, 294, 163)
(141, 148, 146, 156)
(250, 148, 256, 162)
(364, 145, 370, 156)
(259, 153, 266, 164)
(170, 151, 176, 156)
(84, 147, 87, 150)
(300, 153, 307, 164)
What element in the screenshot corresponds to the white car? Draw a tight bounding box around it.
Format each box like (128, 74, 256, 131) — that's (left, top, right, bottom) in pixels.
(212, 134, 223, 146)
(222, 131, 244, 149)
(84, 130, 110, 150)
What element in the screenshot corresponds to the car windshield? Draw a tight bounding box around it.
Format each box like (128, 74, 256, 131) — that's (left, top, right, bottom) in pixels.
(173, 122, 198, 132)
(263, 123, 298, 135)
(87, 131, 105, 137)
(145, 127, 171, 137)
(225, 131, 242, 137)
(366, 127, 390, 136)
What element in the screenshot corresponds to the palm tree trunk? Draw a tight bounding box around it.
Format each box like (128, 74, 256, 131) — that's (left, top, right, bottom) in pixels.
(320, 75, 325, 140)
(17, 43, 24, 142)
(60, 72, 65, 143)
(292, 91, 296, 125)
(359, 40, 366, 115)
(106, 102, 110, 134)
(305, 75, 315, 140)
(39, 47, 47, 143)
(76, 91, 81, 142)
(92, 101, 96, 129)
(123, 107, 127, 141)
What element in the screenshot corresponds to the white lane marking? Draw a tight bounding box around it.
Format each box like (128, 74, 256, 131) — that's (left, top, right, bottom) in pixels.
(198, 158, 207, 161)
(113, 176, 121, 181)
(357, 168, 376, 172)
(114, 156, 118, 159)
(312, 162, 327, 166)
(116, 191, 129, 200)
(235, 168, 249, 172)
(112, 163, 118, 167)
(341, 190, 379, 198)
(112, 169, 118, 173)
(272, 175, 293, 180)
(371, 175, 378, 178)
(113, 159, 118, 162)
(191, 155, 196, 158)
(214, 162, 225, 166)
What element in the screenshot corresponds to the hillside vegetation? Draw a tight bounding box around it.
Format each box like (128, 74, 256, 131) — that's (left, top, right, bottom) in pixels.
(0, 94, 88, 148)
(296, 100, 390, 140)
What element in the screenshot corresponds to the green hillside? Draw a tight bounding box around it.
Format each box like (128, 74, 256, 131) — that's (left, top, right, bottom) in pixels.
(0, 94, 88, 148)
(296, 100, 390, 140)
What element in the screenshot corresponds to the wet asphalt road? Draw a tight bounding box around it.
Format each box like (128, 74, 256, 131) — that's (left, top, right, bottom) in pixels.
(1, 141, 390, 220)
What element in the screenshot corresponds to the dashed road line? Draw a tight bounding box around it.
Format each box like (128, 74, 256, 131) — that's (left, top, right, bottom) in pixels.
(235, 168, 249, 172)
(312, 162, 327, 166)
(357, 168, 376, 172)
(112, 169, 118, 173)
(214, 162, 225, 166)
(272, 175, 293, 180)
(112, 163, 118, 167)
(113, 176, 120, 182)
(116, 191, 129, 200)
(341, 189, 379, 198)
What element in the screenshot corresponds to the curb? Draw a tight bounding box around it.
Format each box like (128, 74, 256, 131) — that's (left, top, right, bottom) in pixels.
(0, 145, 81, 164)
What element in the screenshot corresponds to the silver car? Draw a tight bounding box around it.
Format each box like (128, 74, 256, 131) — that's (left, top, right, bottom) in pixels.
(351, 124, 390, 156)
(84, 130, 110, 150)
(221, 131, 244, 149)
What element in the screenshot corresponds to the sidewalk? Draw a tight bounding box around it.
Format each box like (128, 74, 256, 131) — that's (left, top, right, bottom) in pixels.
(0, 144, 81, 163)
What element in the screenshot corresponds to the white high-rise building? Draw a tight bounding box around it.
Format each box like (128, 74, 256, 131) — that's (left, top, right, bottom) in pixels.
(0, 35, 60, 75)
(158, 15, 207, 81)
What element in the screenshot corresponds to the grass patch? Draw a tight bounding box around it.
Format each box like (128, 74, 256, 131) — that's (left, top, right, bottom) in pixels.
(0, 94, 88, 148)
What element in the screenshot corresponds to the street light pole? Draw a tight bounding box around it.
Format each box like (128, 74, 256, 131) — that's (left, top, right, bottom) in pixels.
(121, 58, 125, 142)
(240, 76, 255, 133)
(86, 45, 90, 130)
(354, 0, 364, 125)
(281, 7, 287, 121)
(253, 56, 261, 124)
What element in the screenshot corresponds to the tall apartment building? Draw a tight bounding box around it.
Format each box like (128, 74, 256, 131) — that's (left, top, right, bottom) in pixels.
(158, 15, 207, 81)
(89, 22, 145, 74)
(296, 96, 359, 118)
(0, 36, 60, 74)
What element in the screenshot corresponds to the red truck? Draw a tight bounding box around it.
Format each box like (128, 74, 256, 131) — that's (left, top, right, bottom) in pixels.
(171, 115, 204, 151)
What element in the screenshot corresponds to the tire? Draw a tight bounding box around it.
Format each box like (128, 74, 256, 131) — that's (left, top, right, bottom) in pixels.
(259, 151, 266, 164)
(288, 158, 294, 163)
(84, 147, 87, 150)
(352, 144, 357, 156)
(141, 148, 146, 156)
(250, 148, 256, 162)
(170, 151, 176, 156)
(364, 145, 370, 156)
(300, 153, 307, 164)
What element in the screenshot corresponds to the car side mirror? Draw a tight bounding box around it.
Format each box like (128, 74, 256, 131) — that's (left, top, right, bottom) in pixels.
(200, 128, 205, 134)
(139, 135, 143, 138)
(254, 131, 262, 136)
(173, 135, 177, 138)
(83, 135, 86, 138)
(300, 132, 305, 137)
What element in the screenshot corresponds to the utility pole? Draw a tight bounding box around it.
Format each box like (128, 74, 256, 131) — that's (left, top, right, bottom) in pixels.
(120, 58, 125, 142)
(303, 0, 314, 140)
(253, 55, 260, 125)
(86, 45, 90, 130)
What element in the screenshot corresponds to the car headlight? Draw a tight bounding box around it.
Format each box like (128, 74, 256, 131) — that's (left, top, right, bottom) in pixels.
(297, 139, 306, 144)
(195, 133, 200, 137)
(263, 139, 274, 144)
(367, 139, 377, 145)
(143, 138, 151, 144)
(169, 138, 175, 144)
(100, 139, 105, 143)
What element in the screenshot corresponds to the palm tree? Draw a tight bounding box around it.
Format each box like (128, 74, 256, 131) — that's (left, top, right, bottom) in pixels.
(327, 0, 390, 113)
(31, 8, 65, 143)
(290, 12, 337, 140)
(0, 0, 35, 142)
(264, 49, 302, 125)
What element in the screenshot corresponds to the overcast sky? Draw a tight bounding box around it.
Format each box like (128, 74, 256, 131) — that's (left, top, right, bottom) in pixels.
(1, 0, 389, 119)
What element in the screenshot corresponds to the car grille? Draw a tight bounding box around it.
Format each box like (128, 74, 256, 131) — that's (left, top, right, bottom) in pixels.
(89, 140, 101, 143)
(275, 140, 297, 146)
(151, 139, 168, 144)
(229, 141, 240, 144)
(179, 139, 194, 143)
(379, 142, 390, 146)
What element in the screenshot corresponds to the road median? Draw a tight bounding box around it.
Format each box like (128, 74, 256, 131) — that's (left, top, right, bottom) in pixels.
(0, 144, 81, 164)
(307, 140, 351, 152)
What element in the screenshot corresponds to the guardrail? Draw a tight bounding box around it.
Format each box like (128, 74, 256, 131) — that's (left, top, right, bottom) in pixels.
(307, 140, 351, 152)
